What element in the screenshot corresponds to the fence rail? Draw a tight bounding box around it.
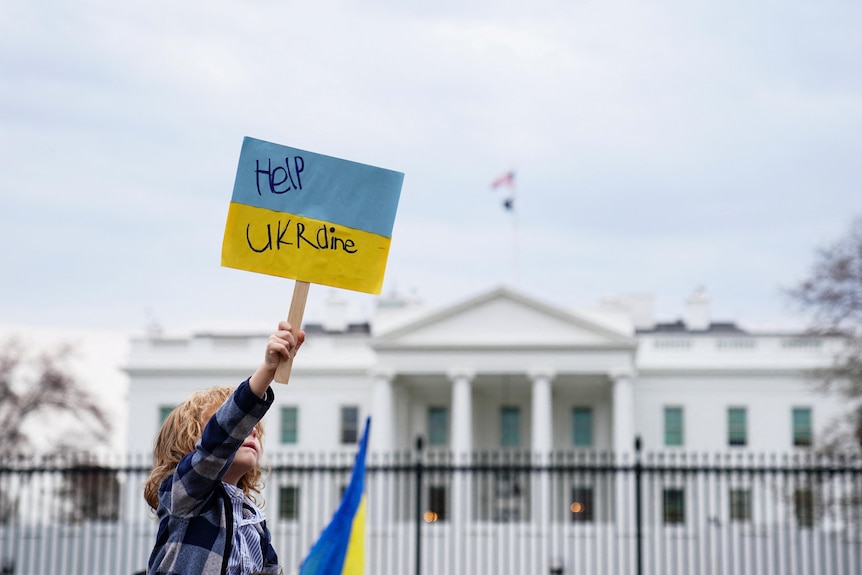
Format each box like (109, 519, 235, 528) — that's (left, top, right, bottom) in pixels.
(1, 447, 860, 575)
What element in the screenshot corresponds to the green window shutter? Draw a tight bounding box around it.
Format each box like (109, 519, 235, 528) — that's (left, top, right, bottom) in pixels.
(158, 406, 175, 426)
(664, 407, 684, 447)
(428, 407, 449, 446)
(280, 406, 298, 444)
(728, 408, 747, 446)
(279, 486, 300, 520)
(663, 488, 685, 524)
(341, 406, 359, 444)
(792, 408, 812, 447)
(572, 407, 593, 447)
(500, 407, 521, 447)
(729, 488, 751, 521)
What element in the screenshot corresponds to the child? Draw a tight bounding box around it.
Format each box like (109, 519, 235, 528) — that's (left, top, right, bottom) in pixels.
(144, 320, 305, 575)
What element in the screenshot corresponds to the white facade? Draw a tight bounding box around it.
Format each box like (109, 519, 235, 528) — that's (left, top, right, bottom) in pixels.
(125, 286, 849, 458)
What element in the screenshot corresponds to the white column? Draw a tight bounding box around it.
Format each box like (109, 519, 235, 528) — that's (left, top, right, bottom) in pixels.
(529, 369, 555, 575)
(449, 368, 475, 460)
(529, 369, 555, 457)
(370, 368, 396, 545)
(611, 367, 636, 536)
(370, 368, 396, 454)
(611, 368, 636, 456)
(448, 368, 475, 575)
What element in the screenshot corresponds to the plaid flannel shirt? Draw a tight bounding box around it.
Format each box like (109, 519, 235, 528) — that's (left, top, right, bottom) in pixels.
(147, 379, 280, 575)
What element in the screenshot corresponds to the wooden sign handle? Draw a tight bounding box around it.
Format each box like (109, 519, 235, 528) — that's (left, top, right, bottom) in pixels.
(274, 280, 309, 384)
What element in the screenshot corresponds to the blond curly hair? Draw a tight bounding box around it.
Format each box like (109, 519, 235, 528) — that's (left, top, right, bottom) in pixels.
(143, 386, 266, 510)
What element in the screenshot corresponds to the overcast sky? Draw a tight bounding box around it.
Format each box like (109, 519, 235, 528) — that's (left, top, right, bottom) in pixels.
(3, 0, 862, 338)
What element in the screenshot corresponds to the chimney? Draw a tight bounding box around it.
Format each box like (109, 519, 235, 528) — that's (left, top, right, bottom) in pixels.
(684, 288, 710, 331)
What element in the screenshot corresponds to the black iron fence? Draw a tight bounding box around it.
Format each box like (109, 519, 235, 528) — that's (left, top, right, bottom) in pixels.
(1, 444, 860, 575)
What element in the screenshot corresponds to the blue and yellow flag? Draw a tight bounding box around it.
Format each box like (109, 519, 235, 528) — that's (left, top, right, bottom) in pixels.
(222, 137, 403, 294)
(299, 417, 371, 575)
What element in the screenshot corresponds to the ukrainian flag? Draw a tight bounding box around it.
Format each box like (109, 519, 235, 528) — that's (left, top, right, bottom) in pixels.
(299, 417, 371, 575)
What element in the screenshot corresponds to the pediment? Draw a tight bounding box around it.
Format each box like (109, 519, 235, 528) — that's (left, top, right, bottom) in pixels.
(373, 286, 635, 349)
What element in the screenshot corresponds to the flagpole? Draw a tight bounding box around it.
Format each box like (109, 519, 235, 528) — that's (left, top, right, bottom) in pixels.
(491, 170, 519, 288)
(510, 184, 519, 288)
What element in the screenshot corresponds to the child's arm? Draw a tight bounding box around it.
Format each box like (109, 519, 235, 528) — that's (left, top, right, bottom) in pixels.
(249, 320, 306, 396)
(163, 321, 306, 516)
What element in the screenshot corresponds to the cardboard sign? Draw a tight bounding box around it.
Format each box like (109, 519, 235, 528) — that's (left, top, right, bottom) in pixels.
(222, 137, 404, 294)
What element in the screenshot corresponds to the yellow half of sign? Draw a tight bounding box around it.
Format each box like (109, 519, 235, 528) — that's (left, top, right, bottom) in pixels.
(221, 202, 392, 294)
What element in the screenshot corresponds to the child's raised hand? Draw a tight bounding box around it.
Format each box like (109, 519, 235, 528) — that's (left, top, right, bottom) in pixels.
(264, 320, 305, 369)
(250, 321, 306, 395)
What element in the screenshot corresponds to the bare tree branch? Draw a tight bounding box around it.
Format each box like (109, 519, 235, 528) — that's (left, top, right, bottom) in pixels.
(787, 217, 862, 336)
(0, 338, 111, 459)
(787, 217, 862, 451)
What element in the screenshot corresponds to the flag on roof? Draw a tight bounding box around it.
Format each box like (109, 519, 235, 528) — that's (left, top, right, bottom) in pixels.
(298, 417, 371, 575)
(490, 170, 516, 189)
(491, 170, 516, 211)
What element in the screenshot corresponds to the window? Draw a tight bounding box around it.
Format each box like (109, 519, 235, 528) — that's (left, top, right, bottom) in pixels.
(663, 488, 685, 524)
(158, 406, 175, 425)
(728, 407, 747, 447)
(341, 406, 359, 444)
(427, 407, 449, 447)
(570, 487, 594, 523)
(495, 472, 522, 498)
(280, 406, 298, 444)
(477, 471, 531, 523)
(492, 471, 528, 522)
(793, 408, 812, 447)
(500, 407, 521, 447)
(279, 486, 300, 520)
(572, 407, 593, 447)
(664, 407, 684, 447)
(425, 485, 448, 522)
(795, 488, 814, 527)
(729, 488, 751, 521)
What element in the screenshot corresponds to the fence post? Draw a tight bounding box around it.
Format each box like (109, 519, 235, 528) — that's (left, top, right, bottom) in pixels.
(635, 435, 643, 575)
(415, 436, 424, 575)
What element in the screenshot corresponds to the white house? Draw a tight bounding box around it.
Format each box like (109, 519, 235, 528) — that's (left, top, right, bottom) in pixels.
(20, 285, 846, 575)
(125, 285, 850, 459)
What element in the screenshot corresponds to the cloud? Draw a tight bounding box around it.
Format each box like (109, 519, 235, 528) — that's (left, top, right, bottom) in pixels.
(1, 0, 861, 334)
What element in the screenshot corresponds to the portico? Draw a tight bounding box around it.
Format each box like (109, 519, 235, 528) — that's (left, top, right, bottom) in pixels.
(368, 287, 638, 457)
